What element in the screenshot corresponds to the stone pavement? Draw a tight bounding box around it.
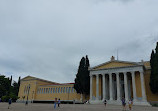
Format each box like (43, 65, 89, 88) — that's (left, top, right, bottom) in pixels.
(0, 103, 158, 111)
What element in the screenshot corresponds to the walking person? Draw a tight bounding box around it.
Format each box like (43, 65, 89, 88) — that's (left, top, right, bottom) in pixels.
(25, 100, 28, 106)
(54, 98, 57, 109)
(58, 98, 61, 107)
(121, 97, 126, 111)
(8, 98, 12, 109)
(104, 99, 107, 107)
(128, 99, 133, 110)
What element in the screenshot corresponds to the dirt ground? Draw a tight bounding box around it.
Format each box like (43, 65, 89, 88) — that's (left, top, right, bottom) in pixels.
(0, 103, 158, 111)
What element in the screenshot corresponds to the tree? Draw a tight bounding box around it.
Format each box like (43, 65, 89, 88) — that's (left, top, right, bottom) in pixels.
(18, 76, 21, 88)
(10, 75, 12, 86)
(17, 76, 21, 95)
(12, 81, 19, 96)
(150, 42, 158, 93)
(74, 57, 85, 94)
(74, 55, 90, 100)
(84, 55, 90, 95)
(0, 75, 20, 102)
(0, 75, 10, 97)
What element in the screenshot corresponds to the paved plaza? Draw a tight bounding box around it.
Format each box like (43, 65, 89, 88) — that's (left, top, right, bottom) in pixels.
(0, 103, 158, 111)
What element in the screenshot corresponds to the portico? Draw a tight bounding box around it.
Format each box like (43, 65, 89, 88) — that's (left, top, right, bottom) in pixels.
(89, 57, 150, 105)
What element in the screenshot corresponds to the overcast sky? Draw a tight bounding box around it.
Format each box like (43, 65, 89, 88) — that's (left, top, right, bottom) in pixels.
(0, 0, 158, 83)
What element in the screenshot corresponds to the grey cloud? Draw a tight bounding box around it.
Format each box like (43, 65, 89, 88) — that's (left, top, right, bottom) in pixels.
(0, 0, 158, 82)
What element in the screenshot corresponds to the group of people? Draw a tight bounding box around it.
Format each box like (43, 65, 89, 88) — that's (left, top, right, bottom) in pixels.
(103, 97, 133, 110)
(54, 98, 61, 109)
(6, 97, 133, 110)
(121, 97, 133, 111)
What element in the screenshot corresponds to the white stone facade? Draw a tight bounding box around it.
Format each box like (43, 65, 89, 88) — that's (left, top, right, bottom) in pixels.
(89, 63, 150, 106)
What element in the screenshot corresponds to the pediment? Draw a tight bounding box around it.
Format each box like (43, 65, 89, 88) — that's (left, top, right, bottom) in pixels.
(91, 60, 140, 70)
(21, 76, 58, 84)
(21, 76, 36, 81)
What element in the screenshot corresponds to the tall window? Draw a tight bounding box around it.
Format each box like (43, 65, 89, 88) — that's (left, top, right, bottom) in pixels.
(72, 87, 74, 93)
(44, 88, 45, 93)
(50, 88, 52, 93)
(53, 88, 55, 93)
(61, 87, 63, 93)
(46, 88, 48, 93)
(58, 87, 60, 93)
(42, 88, 43, 93)
(68, 87, 71, 93)
(63, 87, 65, 93)
(66, 87, 68, 93)
(56, 88, 57, 93)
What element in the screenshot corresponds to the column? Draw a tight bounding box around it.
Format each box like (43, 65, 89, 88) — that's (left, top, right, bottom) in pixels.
(131, 71, 137, 101)
(116, 73, 120, 101)
(90, 75, 93, 101)
(124, 72, 129, 101)
(105, 76, 108, 99)
(96, 74, 99, 100)
(102, 74, 105, 100)
(140, 71, 147, 101)
(109, 73, 113, 100)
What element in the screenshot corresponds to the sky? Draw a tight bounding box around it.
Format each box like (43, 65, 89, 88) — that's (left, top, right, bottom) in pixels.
(0, 0, 158, 83)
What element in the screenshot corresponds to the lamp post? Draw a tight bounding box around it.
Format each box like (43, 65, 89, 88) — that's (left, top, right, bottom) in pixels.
(26, 84, 30, 105)
(32, 91, 34, 103)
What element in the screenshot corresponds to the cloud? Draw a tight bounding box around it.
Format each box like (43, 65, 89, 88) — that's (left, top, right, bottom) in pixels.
(0, 0, 158, 82)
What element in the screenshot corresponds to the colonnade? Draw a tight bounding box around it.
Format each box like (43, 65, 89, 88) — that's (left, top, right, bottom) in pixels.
(90, 71, 147, 103)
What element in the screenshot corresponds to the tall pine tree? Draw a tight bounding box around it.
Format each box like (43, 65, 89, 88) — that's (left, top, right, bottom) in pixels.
(84, 55, 90, 95)
(150, 42, 158, 93)
(17, 76, 21, 95)
(74, 55, 90, 98)
(10, 75, 12, 86)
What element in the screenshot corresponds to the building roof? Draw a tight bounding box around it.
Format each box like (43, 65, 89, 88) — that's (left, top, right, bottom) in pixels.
(89, 56, 150, 70)
(21, 76, 75, 86)
(21, 75, 59, 84)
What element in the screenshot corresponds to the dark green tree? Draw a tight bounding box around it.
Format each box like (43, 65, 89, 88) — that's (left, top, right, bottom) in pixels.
(150, 42, 158, 93)
(0, 75, 20, 102)
(74, 55, 90, 98)
(12, 81, 19, 96)
(84, 55, 90, 95)
(0, 75, 10, 97)
(18, 76, 21, 87)
(74, 57, 85, 94)
(10, 75, 12, 86)
(17, 76, 21, 95)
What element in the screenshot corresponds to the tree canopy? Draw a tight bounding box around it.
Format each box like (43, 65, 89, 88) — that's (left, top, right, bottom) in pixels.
(0, 75, 20, 102)
(0, 75, 10, 97)
(150, 42, 158, 94)
(74, 55, 90, 95)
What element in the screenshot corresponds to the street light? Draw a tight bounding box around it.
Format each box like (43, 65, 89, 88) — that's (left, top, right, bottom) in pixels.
(32, 91, 34, 103)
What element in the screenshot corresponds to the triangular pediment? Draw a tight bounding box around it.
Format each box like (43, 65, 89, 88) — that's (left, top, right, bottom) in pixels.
(21, 76, 59, 84)
(91, 60, 140, 70)
(21, 76, 36, 81)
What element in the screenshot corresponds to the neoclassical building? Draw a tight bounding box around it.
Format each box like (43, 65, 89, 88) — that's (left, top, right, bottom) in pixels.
(89, 56, 158, 105)
(18, 56, 158, 105)
(18, 76, 86, 103)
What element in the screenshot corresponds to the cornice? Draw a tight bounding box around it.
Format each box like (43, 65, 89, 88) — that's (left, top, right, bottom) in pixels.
(90, 65, 144, 75)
